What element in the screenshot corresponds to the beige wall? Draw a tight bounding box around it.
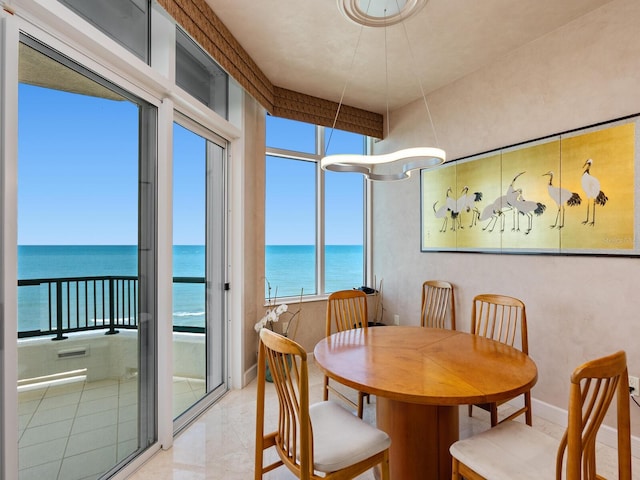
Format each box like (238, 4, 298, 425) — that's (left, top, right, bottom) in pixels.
(371, 0, 640, 437)
(240, 92, 266, 376)
(241, 96, 330, 370)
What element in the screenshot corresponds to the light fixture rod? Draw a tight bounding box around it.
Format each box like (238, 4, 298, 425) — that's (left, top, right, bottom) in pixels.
(384, 8, 390, 139)
(327, 2, 370, 153)
(396, 1, 440, 147)
(324, 0, 446, 181)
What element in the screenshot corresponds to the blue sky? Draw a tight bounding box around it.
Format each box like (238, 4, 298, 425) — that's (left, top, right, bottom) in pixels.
(265, 116, 365, 245)
(18, 84, 364, 246)
(18, 84, 139, 245)
(173, 123, 206, 245)
(19, 84, 207, 245)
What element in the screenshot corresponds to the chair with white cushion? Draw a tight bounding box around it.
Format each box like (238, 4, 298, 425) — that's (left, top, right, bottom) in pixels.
(255, 328, 391, 480)
(450, 350, 631, 480)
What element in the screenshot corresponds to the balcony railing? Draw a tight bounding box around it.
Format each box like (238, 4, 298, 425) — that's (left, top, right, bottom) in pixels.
(17, 275, 205, 340)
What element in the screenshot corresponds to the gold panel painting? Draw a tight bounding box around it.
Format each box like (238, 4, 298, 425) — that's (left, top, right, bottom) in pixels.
(421, 118, 637, 254)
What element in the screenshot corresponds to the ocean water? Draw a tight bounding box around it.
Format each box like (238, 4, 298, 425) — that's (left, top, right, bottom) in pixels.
(17, 245, 205, 332)
(17, 244, 363, 333)
(265, 245, 363, 298)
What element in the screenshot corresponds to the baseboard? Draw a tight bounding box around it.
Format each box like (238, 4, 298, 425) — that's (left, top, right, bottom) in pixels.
(530, 397, 640, 458)
(244, 362, 258, 387)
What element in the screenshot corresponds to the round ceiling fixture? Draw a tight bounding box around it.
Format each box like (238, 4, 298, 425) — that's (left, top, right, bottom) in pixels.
(338, 0, 429, 27)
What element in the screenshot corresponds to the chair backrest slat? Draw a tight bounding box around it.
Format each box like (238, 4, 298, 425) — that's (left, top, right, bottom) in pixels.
(471, 294, 527, 354)
(557, 350, 631, 480)
(258, 328, 312, 478)
(420, 280, 455, 329)
(326, 290, 368, 336)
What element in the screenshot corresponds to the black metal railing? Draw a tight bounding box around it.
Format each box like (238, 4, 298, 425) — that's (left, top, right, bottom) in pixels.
(17, 275, 205, 340)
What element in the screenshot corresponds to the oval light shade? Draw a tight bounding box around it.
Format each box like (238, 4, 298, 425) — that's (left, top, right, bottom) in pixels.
(321, 147, 446, 181)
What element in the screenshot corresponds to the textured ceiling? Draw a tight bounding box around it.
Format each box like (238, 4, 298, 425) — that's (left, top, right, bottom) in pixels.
(205, 0, 614, 114)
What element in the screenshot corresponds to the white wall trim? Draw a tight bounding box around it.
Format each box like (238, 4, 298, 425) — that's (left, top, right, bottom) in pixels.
(1, 10, 20, 480)
(0, 10, 18, 479)
(228, 94, 246, 390)
(156, 97, 174, 450)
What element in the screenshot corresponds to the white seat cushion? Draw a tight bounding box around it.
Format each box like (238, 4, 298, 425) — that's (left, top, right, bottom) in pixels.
(309, 401, 391, 472)
(449, 420, 559, 480)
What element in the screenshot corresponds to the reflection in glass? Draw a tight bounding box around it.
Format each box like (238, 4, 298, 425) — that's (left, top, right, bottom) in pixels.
(17, 40, 154, 479)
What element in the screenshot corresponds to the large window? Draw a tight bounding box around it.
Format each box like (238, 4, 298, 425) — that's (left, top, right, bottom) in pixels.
(265, 116, 367, 298)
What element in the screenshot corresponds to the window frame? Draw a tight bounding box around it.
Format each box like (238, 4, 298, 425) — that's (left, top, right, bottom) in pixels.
(265, 118, 371, 299)
(171, 116, 229, 433)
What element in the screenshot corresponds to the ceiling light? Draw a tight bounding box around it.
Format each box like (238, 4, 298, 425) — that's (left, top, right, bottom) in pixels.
(339, 0, 428, 27)
(321, 147, 445, 181)
(323, 0, 445, 181)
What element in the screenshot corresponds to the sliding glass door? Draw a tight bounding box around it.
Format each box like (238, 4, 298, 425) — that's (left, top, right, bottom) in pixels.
(172, 121, 227, 430)
(16, 37, 156, 479)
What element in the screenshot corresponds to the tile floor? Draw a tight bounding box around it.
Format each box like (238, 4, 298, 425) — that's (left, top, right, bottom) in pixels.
(128, 360, 640, 479)
(18, 375, 206, 480)
(18, 376, 139, 480)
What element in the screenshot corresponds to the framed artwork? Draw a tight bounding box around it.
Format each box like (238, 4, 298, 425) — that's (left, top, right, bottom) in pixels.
(420, 115, 639, 255)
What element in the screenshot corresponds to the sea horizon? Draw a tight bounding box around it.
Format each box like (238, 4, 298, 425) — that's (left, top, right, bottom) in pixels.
(17, 244, 363, 332)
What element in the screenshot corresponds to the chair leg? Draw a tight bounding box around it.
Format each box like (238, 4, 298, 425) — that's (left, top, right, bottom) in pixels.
(467, 404, 473, 418)
(357, 392, 364, 419)
(452, 457, 461, 480)
(323, 376, 329, 401)
(457, 460, 488, 480)
(490, 403, 498, 427)
(380, 450, 390, 480)
(524, 391, 533, 426)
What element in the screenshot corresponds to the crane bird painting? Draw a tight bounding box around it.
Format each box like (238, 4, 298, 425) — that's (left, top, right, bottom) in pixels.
(542, 171, 581, 228)
(457, 186, 483, 228)
(421, 121, 635, 253)
(581, 158, 608, 226)
(512, 189, 546, 234)
(433, 187, 453, 232)
(433, 186, 482, 232)
(479, 172, 524, 233)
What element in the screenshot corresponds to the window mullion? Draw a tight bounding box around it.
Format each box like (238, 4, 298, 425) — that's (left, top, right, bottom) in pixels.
(365, 136, 372, 287)
(317, 125, 325, 296)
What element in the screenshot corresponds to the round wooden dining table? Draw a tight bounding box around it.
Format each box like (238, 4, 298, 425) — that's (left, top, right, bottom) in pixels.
(313, 326, 538, 480)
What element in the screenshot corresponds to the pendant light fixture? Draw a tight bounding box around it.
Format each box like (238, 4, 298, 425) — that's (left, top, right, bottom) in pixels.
(321, 0, 445, 181)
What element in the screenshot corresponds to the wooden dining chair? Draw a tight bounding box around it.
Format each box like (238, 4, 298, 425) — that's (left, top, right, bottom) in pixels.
(255, 329, 391, 480)
(420, 280, 455, 329)
(450, 350, 632, 480)
(324, 289, 370, 418)
(469, 293, 532, 426)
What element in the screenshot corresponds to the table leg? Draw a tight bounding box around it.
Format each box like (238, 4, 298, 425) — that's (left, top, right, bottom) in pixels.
(376, 398, 458, 480)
